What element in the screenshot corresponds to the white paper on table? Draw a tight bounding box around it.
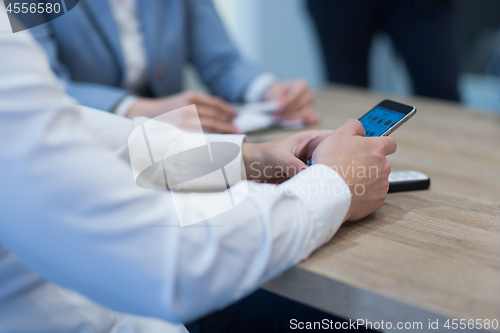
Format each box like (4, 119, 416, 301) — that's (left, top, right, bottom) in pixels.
(233, 101, 305, 133)
(234, 112, 274, 133)
(234, 100, 280, 115)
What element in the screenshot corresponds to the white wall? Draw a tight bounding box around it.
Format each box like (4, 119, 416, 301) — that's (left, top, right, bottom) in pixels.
(215, 0, 325, 87)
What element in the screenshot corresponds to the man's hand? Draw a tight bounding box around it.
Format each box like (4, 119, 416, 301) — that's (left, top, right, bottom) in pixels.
(264, 80, 320, 125)
(312, 119, 397, 222)
(126, 91, 239, 134)
(242, 130, 332, 183)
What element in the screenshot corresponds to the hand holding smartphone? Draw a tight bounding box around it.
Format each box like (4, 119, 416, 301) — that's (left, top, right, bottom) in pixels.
(307, 99, 415, 166)
(307, 99, 429, 192)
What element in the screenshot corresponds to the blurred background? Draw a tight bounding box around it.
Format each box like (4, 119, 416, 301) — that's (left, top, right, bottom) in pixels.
(188, 0, 500, 113)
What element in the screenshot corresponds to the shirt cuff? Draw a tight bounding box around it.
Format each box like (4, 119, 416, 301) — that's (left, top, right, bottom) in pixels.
(283, 164, 352, 254)
(112, 95, 138, 117)
(243, 73, 278, 103)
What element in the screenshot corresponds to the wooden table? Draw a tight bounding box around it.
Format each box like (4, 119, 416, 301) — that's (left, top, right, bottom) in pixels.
(250, 85, 500, 332)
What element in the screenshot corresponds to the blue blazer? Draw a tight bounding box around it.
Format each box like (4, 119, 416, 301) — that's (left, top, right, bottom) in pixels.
(29, 0, 263, 111)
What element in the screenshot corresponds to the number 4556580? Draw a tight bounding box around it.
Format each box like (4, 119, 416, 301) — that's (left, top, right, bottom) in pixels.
(444, 319, 498, 330)
(6, 2, 61, 14)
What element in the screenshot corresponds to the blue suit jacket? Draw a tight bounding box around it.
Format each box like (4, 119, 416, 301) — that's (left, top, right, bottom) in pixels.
(29, 0, 263, 111)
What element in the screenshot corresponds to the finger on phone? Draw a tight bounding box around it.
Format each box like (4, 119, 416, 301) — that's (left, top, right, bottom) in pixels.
(338, 119, 366, 137)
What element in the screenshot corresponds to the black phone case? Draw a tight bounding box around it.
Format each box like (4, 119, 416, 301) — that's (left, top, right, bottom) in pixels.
(388, 178, 430, 193)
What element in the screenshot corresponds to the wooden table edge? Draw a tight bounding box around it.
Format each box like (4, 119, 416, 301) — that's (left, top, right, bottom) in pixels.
(263, 267, 494, 332)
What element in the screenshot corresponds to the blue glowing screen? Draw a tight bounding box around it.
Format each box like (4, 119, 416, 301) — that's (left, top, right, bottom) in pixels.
(359, 106, 406, 137)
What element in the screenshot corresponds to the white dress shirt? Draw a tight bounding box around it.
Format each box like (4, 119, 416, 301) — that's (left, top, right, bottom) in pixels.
(0, 27, 351, 333)
(108, 0, 148, 93)
(109, 0, 276, 117)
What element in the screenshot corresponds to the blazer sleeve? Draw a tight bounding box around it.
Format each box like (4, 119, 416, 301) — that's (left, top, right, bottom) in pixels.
(186, 0, 265, 102)
(28, 24, 130, 112)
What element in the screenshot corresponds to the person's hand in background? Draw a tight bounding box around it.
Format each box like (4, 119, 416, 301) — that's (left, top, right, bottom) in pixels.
(312, 119, 397, 222)
(242, 130, 332, 183)
(126, 91, 239, 134)
(264, 80, 320, 125)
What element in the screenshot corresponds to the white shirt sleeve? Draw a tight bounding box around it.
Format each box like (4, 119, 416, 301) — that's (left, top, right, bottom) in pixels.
(108, 0, 148, 93)
(0, 31, 351, 326)
(112, 95, 138, 117)
(243, 73, 278, 103)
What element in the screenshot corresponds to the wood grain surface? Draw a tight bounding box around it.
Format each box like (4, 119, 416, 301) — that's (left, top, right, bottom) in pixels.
(253, 85, 500, 330)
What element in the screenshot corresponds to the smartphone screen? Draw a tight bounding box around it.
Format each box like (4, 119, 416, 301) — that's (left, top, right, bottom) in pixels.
(359, 106, 406, 137)
(358, 100, 415, 137)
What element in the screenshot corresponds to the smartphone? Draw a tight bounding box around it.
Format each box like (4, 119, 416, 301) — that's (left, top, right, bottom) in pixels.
(306, 100, 416, 166)
(358, 99, 416, 137)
